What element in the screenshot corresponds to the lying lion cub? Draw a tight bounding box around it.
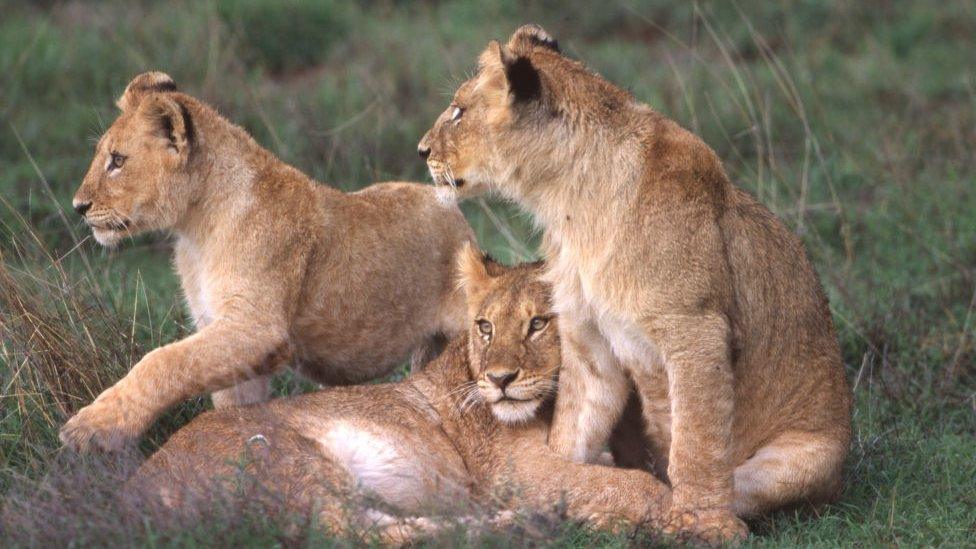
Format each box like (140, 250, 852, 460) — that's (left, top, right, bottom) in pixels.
(62, 72, 473, 452)
(131, 246, 672, 544)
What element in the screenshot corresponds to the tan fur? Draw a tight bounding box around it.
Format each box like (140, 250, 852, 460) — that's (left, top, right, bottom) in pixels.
(62, 72, 474, 452)
(418, 25, 852, 544)
(131, 255, 673, 544)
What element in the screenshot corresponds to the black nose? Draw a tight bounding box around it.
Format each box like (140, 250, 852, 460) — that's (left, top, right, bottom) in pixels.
(74, 201, 92, 216)
(418, 145, 431, 159)
(487, 371, 519, 390)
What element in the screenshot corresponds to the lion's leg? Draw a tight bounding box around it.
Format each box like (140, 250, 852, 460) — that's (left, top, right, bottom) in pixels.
(211, 375, 272, 408)
(629, 362, 675, 481)
(548, 319, 630, 462)
(506, 436, 672, 533)
(60, 318, 291, 452)
(361, 511, 515, 545)
(356, 511, 445, 545)
(733, 431, 846, 518)
(640, 312, 747, 544)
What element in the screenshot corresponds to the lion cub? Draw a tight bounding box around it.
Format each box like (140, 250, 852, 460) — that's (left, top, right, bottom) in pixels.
(62, 72, 474, 452)
(132, 246, 672, 544)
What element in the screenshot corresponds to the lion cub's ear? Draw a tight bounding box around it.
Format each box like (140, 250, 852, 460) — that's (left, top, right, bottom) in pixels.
(117, 71, 177, 111)
(458, 242, 490, 288)
(457, 242, 496, 305)
(482, 39, 543, 104)
(507, 24, 559, 54)
(136, 94, 195, 161)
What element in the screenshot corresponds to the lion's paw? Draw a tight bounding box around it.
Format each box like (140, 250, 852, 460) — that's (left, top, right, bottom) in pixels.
(59, 395, 147, 452)
(664, 507, 748, 546)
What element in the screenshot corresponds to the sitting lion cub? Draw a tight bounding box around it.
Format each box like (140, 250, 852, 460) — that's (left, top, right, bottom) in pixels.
(131, 246, 673, 544)
(62, 72, 474, 452)
(419, 25, 852, 543)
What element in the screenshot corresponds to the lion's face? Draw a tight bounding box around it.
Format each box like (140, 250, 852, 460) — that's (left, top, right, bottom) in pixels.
(73, 72, 195, 247)
(457, 244, 559, 424)
(418, 24, 580, 201)
(417, 76, 503, 199)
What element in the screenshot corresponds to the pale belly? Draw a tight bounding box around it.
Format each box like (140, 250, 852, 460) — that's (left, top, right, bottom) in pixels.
(311, 420, 471, 515)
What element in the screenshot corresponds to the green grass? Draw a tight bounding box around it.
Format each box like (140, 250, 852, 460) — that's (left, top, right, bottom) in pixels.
(1, 0, 974, 546)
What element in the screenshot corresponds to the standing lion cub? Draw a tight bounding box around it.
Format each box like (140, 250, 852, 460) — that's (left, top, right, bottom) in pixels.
(419, 25, 852, 544)
(62, 72, 474, 452)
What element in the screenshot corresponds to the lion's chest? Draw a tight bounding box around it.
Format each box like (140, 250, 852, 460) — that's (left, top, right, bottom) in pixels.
(548, 242, 661, 367)
(173, 240, 216, 328)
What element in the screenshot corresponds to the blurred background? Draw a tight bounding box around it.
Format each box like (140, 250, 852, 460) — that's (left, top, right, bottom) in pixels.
(1, 0, 974, 545)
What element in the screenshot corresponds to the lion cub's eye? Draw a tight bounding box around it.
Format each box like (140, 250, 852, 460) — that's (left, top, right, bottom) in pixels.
(529, 316, 549, 334)
(477, 319, 493, 340)
(108, 152, 126, 171)
(450, 106, 463, 122)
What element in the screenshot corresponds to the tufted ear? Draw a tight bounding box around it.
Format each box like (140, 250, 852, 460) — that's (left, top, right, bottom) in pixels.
(507, 24, 559, 54)
(480, 39, 543, 104)
(136, 93, 195, 161)
(457, 242, 492, 292)
(503, 48, 542, 103)
(117, 71, 177, 111)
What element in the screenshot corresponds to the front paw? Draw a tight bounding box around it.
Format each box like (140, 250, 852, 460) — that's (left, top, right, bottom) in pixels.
(664, 507, 748, 546)
(59, 395, 149, 452)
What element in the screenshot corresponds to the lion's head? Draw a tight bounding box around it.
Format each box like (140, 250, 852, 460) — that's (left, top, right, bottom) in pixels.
(418, 24, 629, 201)
(456, 243, 559, 424)
(73, 72, 197, 247)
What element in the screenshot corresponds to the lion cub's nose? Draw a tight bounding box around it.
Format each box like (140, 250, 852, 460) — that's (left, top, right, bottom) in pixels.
(418, 145, 431, 159)
(487, 370, 519, 390)
(73, 200, 92, 216)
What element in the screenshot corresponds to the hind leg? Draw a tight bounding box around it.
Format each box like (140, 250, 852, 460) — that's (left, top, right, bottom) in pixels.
(733, 431, 846, 518)
(211, 375, 272, 408)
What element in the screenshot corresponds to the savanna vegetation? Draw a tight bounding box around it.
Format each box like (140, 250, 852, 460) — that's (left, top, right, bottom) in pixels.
(1, 0, 974, 546)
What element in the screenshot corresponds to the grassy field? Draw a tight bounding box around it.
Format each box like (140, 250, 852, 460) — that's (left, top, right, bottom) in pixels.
(2, 0, 975, 546)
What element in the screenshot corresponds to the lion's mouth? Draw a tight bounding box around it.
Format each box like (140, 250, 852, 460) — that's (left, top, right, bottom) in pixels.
(484, 390, 540, 406)
(85, 215, 136, 246)
(433, 174, 465, 188)
(489, 397, 542, 424)
(428, 164, 465, 189)
(87, 217, 131, 232)
(95, 221, 129, 232)
(492, 397, 537, 407)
